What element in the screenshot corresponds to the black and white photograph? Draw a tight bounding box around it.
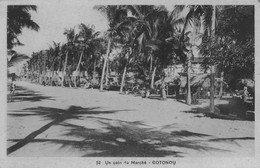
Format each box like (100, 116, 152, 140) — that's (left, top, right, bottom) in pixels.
(0, 0, 259, 167)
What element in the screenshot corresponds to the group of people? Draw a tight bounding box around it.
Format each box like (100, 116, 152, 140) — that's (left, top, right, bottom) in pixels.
(234, 86, 250, 102)
(126, 77, 182, 100)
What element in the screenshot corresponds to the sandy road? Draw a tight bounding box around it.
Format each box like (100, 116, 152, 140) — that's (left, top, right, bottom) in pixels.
(7, 81, 254, 157)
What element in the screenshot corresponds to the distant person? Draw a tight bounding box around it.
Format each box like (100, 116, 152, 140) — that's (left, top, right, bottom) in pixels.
(243, 86, 249, 102)
(9, 79, 16, 102)
(131, 84, 139, 95)
(141, 87, 146, 98)
(10, 79, 16, 94)
(161, 80, 167, 100)
(145, 88, 150, 98)
(207, 91, 210, 98)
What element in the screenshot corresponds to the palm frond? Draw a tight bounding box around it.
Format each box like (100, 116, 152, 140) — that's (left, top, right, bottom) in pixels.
(145, 43, 159, 51)
(7, 5, 39, 49)
(8, 53, 30, 67)
(169, 5, 185, 24)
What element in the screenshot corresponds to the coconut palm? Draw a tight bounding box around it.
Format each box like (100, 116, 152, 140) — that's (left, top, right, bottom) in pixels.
(7, 5, 40, 49)
(90, 37, 106, 81)
(150, 6, 185, 92)
(112, 5, 160, 93)
(94, 5, 129, 91)
(126, 6, 161, 69)
(42, 41, 61, 85)
(7, 5, 40, 76)
(62, 27, 77, 86)
(124, 6, 164, 96)
(128, 5, 197, 100)
(7, 51, 29, 68)
(75, 24, 100, 71)
(70, 24, 101, 87)
(28, 52, 41, 82)
(170, 5, 214, 105)
(119, 45, 134, 93)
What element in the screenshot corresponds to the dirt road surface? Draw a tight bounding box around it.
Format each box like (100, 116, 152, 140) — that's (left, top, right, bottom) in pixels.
(7, 81, 254, 157)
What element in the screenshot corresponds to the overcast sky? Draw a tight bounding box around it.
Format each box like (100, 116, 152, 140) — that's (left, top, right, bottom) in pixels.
(12, 2, 180, 57)
(14, 3, 109, 56)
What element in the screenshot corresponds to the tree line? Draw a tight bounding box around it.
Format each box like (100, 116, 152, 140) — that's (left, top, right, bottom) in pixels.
(8, 5, 254, 110)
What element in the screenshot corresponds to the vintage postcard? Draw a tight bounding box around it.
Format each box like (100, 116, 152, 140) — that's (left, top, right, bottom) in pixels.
(0, 0, 259, 168)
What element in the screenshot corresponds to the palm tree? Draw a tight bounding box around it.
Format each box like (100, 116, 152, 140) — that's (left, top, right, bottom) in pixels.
(112, 5, 159, 94)
(7, 5, 40, 76)
(76, 24, 100, 71)
(123, 6, 163, 95)
(148, 6, 181, 90)
(71, 24, 100, 87)
(119, 45, 133, 93)
(7, 51, 29, 68)
(89, 37, 106, 81)
(209, 5, 216, 113)
(29, 52, 41, 82)
(171, 5, 214, 105)
(44, 42, 61, 85)
(95, 5, 128, 91)
(62, 27, 77, 86)
(127, 6, 159, 68)
(7, 5, 40, 50)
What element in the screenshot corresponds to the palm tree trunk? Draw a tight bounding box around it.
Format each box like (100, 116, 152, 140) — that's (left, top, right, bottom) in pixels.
(186, 53, 192, 105)
(57, 58, 61, 86)
(43, 60, 46, 85)
(51, 65, 54, 86)
(150, 55, 153, 73)
(120, 65, 127, 93)
(74, 49, 84, 88)
(218, 71, 224, 98)
(76, 48, 84, 72)
(100, 38, 111, 91)
(151, 66, 156, 89)
(62, 50, 69, 87)
(105, 59, 109, 85)
(31, 64, 34, 81)
(93, 58, 96, 80)
(73, 76, 77, 88)
(210, 67, 215, 112)
(58, 57, 61, 71)
(37, 62, 40, 83)
(210, 5, 216, 113)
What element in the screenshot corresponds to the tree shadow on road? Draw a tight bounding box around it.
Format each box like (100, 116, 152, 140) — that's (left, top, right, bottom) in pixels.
(7, 85, 55, 103)
(181, 105, 251, 121)
(7, 105, 129, 155)
(8, 105, 233, 157)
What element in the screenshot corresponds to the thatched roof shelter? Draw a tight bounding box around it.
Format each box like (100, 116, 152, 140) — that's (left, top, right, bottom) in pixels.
(155, 75, 180, 86)
(179, 74, 227, 89)
(126, 78, 135, 84)
(191, 74, 210, 88)
(125, 76, 144, 85)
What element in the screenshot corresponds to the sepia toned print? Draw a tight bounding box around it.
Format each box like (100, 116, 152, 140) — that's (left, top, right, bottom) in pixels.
(6, 3, 255, 158)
